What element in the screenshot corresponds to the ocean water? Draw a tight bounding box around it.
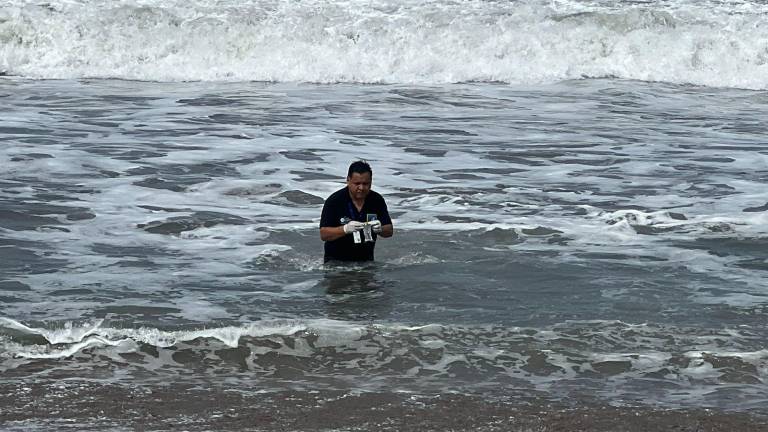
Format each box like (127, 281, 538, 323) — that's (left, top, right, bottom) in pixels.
(1, 0, 768, 420)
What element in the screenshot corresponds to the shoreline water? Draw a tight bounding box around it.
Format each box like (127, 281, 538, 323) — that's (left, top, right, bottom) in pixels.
(2, 381, 767, 431)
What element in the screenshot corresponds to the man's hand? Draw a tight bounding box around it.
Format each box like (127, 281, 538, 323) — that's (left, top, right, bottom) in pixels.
(343, 221, 365, 234)
(369, 220, 383, 233)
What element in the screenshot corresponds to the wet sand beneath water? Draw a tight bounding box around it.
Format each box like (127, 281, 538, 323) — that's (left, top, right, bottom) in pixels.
(2, 382, 767, 431)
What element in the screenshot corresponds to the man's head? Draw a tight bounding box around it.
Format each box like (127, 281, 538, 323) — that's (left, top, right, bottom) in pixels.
(346, 160, 372, 202)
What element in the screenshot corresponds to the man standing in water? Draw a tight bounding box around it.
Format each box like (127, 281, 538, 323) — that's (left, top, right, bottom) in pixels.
(320, 161, 393, 263)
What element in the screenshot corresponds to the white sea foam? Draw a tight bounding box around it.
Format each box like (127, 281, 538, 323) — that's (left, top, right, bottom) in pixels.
(15, 336, 133, 359)
(2, 0, 768, 88)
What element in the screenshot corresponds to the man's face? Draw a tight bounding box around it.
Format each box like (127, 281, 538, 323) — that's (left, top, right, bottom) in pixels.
(346, 171, 372, 201)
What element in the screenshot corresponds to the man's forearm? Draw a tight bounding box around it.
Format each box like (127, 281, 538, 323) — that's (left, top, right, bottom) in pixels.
(379, 224, 394, 238)
(320, 226, 346, 242)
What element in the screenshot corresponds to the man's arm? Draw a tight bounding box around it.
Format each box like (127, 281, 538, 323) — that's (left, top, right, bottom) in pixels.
(379, 224, 393, 238)
(319, 196, 342, 241)
(320, 226, 346, 242)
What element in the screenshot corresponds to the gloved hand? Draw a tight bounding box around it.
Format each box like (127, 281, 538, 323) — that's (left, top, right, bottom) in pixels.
(368, 220, 383, 233)
(343, 220, 365, 234)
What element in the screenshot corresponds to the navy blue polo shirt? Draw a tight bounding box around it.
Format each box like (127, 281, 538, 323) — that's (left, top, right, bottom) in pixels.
(320, 187, 392, 262)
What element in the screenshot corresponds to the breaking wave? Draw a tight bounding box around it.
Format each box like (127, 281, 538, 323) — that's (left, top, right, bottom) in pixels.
(1, 0, 768, 88)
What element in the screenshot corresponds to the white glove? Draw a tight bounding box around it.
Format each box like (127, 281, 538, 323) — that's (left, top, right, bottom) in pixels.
(368, 220, 383, 233)
(343, 220, 365, 234)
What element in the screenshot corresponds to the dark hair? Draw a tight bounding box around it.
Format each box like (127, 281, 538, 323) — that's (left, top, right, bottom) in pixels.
(347, 160, 372, 178)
